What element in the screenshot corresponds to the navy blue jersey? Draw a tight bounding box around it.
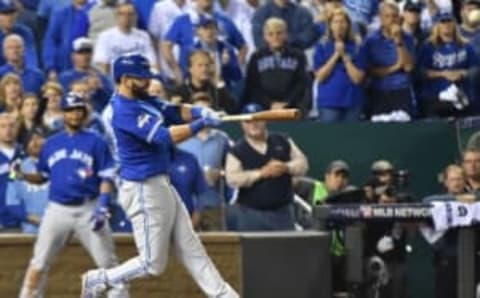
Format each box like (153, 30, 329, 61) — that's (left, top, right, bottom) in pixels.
(0, 145, 23, 228)
(38, 130, 115, 204)
(111, 94, 184, 181)
(168, 149, 208, 215)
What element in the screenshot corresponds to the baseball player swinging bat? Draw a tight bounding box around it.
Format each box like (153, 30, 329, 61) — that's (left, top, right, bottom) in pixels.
(220, 108, 301, 122)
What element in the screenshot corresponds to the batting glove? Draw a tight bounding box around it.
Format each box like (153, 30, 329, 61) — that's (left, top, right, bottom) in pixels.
(91, 193, 111, 231)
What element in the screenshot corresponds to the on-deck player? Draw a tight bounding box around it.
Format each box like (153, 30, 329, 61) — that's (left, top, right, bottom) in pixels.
(81, 53, 239, 298)
(16, 92, 129, 298)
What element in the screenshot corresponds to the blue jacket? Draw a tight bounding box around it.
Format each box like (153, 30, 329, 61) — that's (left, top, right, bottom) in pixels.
(43, 4, 89, 72)
(252, 1, 319, 50)
(0, 64, 45, 95)
(0, 24, 38, 69)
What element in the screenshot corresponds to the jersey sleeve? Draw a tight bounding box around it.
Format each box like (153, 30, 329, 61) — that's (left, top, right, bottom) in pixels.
(148, 98, 184, 124)
(94, 136, 116, 181)
(114, 108, 174, 147)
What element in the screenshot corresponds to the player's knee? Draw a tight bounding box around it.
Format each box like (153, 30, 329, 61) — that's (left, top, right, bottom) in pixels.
(143, 259, 168, 276)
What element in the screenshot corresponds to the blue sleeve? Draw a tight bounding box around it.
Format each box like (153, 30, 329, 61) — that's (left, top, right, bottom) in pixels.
(6, 181, 28, 221)
(252, 9, 267, 49)
(164, 17, 184, 43)
(42, 9, 61, 71)
(94, 136, 116, 181)
(221, 17, 246, 49)
(148, 98, 184, 124)
(116, 110, 174, 147)
(22, 29, 39, 69)
(313, 43, 327, 70)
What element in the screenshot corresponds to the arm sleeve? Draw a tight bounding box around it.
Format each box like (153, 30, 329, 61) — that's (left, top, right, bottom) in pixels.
(42, 10, 61, 71)
(223, 18, 246, 49)
(6, 181, 28, 221)
(94, 137, 116, 181)
(93, 32, 110, 65)
(148, 99, 185, 124)
(115, 110, 174, 147)
(164, 17, 183, 43)
(148, 4, 162, 38)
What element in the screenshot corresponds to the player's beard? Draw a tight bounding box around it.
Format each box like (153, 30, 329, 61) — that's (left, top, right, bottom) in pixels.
(131, 81, 150, 99)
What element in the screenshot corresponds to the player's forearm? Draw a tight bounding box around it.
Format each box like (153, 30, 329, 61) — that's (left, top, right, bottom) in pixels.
(161, 41, 179, 69)
(168, 120, 206, 143)
(99, 181, 113, 194)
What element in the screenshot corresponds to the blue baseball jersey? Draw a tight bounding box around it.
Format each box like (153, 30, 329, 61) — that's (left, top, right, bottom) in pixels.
(168, 149, 208, 215)
(363, 30, 416, 90)
(164, 11, 245, 73)
(0, 145, 23, 228)
(37, 130, 115, 204)
(419, 41, 479, 101)
(313, 39, 367, 108)
(6, 157, 49, 234)
(111, 94, 185, 181)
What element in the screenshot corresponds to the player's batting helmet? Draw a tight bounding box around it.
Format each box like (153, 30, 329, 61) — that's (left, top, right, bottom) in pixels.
(112, 54, 153, 83)
(61, 91, 88, 110)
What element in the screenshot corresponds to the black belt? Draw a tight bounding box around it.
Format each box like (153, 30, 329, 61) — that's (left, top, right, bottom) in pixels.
(58, 198, 92, 206)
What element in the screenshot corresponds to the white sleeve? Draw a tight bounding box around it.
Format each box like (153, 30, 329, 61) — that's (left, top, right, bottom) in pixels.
(148, 4, 162, 38)
(93, 31, 111, 65)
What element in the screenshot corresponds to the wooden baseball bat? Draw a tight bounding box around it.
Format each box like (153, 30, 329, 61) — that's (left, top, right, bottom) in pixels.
(221, 108, 301, 122)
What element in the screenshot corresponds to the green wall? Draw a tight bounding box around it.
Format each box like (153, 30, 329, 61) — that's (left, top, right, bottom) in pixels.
(224, 120, 462, 298)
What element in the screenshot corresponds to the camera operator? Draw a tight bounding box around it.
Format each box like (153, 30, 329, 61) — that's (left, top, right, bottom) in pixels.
(363, 160, 411, 298)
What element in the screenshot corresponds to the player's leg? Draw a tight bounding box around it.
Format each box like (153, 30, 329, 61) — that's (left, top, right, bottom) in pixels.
(82, 177, 176, 293)
(19, 202, 75, 298)
(74, 201, 129, 298)
(168, 185, 239, 298)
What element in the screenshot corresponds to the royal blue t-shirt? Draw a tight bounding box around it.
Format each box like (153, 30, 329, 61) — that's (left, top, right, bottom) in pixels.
(419, 41, 478, 101)
(38, 130, 115, 204)
(168, 149, 208, 215)
(0, 64, 45, 95)
(363, 30, 416, 90)
(164, 11, 245, 73)
(314, 39, 366, 108)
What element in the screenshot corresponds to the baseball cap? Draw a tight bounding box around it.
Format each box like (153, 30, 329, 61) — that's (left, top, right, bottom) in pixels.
(404, 0, 422, 12)
(0, 2, 16, 14)
(112, 53, 153, 83)
(241, 103, 264, 114)
(325, 160, 350, 174)
(433, 11, 455, 23)
(61, 92, 87, 111)
(72, 37, 93, 53)
(371, 160, 394, 172)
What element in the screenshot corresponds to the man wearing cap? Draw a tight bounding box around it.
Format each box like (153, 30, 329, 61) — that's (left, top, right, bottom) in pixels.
(93, 2, 157, 75)
(162, 0, 247, 84)
(0, 2, 37, 69)
(59, 37, 113, 113)
(43, 0, 90, 78)
(14, 91, 129, 298)
(0, 34, 44, 94)
(402, 0, 428, 48)
(225, 103, 308, 231)
(363, 1, 416, 120)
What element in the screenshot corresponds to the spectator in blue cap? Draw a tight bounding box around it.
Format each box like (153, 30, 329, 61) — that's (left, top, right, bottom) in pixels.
(225, 102, 309, 231)
(43, 0, 89, 79)
(0, 2, 38, 69)
(0, 34, 44, 95)
(418, 10, 479, 118)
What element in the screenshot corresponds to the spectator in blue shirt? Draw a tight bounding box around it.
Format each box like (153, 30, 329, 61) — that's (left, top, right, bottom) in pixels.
(59, 37, 113, 113)
(168, 147, 209, 229)
(252, 0, 319, 51)
(419, 12, 479, 118)
(162, 0, 247, 84)
(43, 0, 89, 79)
(179, 92, 233, 230)
(0, 2, 37, 69)
(313, 8, 366, 122)
(190, 17, 242, 91)
(0, 34, 44, 95)
(6, 131, 48, 234)
(363, 1, 416, 120)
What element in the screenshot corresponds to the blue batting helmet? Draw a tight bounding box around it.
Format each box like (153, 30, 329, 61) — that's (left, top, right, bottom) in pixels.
(61, 92, 87, 110)
(112, 53, 153, 83)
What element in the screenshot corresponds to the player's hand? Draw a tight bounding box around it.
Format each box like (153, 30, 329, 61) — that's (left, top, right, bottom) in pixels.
(202, 112, 223, 127)
(91, 193, 111, 231)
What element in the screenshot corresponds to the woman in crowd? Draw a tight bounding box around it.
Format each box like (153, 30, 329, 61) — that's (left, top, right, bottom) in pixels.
(313, 8, 366, 122)
(41, 81, 64, 132)
(419, 11, 479, 118)
(17, 94, 48, 145)
(0, 73, 24, 119)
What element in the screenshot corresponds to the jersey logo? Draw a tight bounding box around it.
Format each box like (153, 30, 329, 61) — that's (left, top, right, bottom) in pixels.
(77, 168, 94, 179)
(137, 114, 152, 129)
